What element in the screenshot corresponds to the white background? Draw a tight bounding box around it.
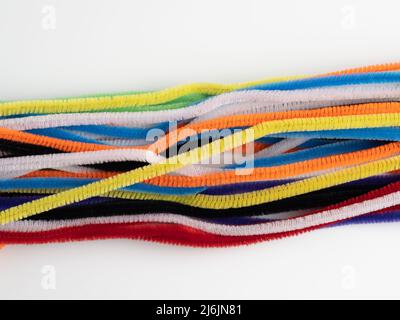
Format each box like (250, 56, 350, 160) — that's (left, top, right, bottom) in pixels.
(0, 0, 400, 299)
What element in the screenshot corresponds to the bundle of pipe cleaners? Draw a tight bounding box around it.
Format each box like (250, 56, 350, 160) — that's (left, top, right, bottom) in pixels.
(1, 62, 400, 248)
